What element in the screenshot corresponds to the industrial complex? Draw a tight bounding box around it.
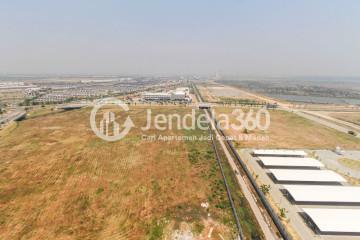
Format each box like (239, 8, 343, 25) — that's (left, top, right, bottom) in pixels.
(251, 149, 360, 237)
(1, 1, 360, 239)
(142, 87, 191, 102)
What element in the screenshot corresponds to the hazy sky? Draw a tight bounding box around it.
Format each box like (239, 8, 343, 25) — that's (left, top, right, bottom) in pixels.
(0, 0, 359, 76)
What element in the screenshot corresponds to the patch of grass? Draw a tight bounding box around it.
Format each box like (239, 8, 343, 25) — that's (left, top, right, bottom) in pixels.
(148, 219, 165, 240)
(338, 158, 360, 171)
(213, 129, 264, 239)
(27, 106, 63, 119)
(219, 97, 264, 106)
(75, 193, 90, 211)
(0, 122, 18, 138)
(0, 212, 7, 225)
(184, 128, 212, 165)
(96, 187, 104, 195)
(151, 179, 161, 194)
(193, 221, 205, 235)
(329, 112, 360, 126)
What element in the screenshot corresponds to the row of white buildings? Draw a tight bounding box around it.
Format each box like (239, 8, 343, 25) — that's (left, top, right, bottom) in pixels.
(142, 87, 191, 102)
(34, 89, 107, 104)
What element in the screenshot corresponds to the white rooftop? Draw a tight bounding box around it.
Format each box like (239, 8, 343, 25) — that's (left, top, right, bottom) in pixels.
(143, 92, 170, 96)
(253, 149, 307, 157)
(173, 91, 186, 95)
(259, 157, 324, 168)
(283, 185, 360, 203)
(269, 169, 346, 183)
(303, 208, 360, 233)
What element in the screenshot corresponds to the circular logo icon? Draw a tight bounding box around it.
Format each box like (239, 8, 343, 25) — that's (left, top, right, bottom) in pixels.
(90, 98, 134, 141)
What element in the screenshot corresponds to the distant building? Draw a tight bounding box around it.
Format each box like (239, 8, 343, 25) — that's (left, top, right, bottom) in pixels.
(175, 87, 190, 95)
(142, 87, 191, 102)
(171, 90, 186, 100)
(142, 92, 171, 101)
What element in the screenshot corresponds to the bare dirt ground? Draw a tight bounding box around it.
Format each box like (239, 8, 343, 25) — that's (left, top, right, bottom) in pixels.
(190, 94, 198, 104)
(0, 106, 240, 240)
(198, 86, 220, 103)
(198, 85, 261, 104)
(215, 107, 360, 149)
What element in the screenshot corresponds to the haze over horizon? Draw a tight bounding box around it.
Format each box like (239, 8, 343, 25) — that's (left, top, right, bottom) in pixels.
(1, 0, 359, 76)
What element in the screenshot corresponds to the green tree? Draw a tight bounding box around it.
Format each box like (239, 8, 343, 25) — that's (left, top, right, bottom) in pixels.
(260, 184, 271, 195)
(280, 208, 287, 219)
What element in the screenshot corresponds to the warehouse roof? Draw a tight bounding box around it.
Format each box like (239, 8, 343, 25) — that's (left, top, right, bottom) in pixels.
(258, 157, 324, 168)
(269, 169, 346, 183)
(303, 208, 360, 234)
(253, 149, 307, 157)
(283, 185, 360, 203)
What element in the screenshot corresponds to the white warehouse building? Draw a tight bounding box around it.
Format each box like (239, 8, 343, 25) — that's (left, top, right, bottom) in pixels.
(142, 92, 171, 101)
(142, 87, 191, 102)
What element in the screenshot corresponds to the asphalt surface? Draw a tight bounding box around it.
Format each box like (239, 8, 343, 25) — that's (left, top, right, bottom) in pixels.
(305, 111, 360, 132)
(314, 150, 360, 179)
(0, 110, 26, 124)
(293, 110, 360, 139)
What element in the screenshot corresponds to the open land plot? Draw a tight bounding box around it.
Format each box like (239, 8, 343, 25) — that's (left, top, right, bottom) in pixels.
(327, 112, 360, 126)
(26, 105, 64, 119)
(0, 105, 262, 239)
(214, 107, 360, 149)
(197, 85, 263, 105)
(198, 85, 220, 103)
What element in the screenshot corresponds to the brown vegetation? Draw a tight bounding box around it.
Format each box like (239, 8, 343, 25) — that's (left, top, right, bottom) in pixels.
(328, 112, 360, 126)
(0, 106, 238, 239)
(215, 107, 360, 149)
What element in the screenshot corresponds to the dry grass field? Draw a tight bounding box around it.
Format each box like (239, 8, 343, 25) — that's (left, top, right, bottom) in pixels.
(26, 106, 63, 119)
(197, 85, 261, 105)
(0, 105, 261, 239)
(215, 107, 360, 149)
(338, 158, 360, 171)
(328, 112, 360, 126)
(198, 86, 220, 103)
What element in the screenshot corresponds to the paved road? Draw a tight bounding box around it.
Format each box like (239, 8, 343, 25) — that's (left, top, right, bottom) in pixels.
(314, 150, 360, 179)
(0, 110, 26, 124)
(292, 110, 360, 139)
(205, 110, 278, 240)
(303, 111, 360, 132)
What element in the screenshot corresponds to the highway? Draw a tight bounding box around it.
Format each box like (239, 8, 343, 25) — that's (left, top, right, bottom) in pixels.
(303, 111, 360, 131)
(294, 110, 360, 138)
(0, 110, 26, 125)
